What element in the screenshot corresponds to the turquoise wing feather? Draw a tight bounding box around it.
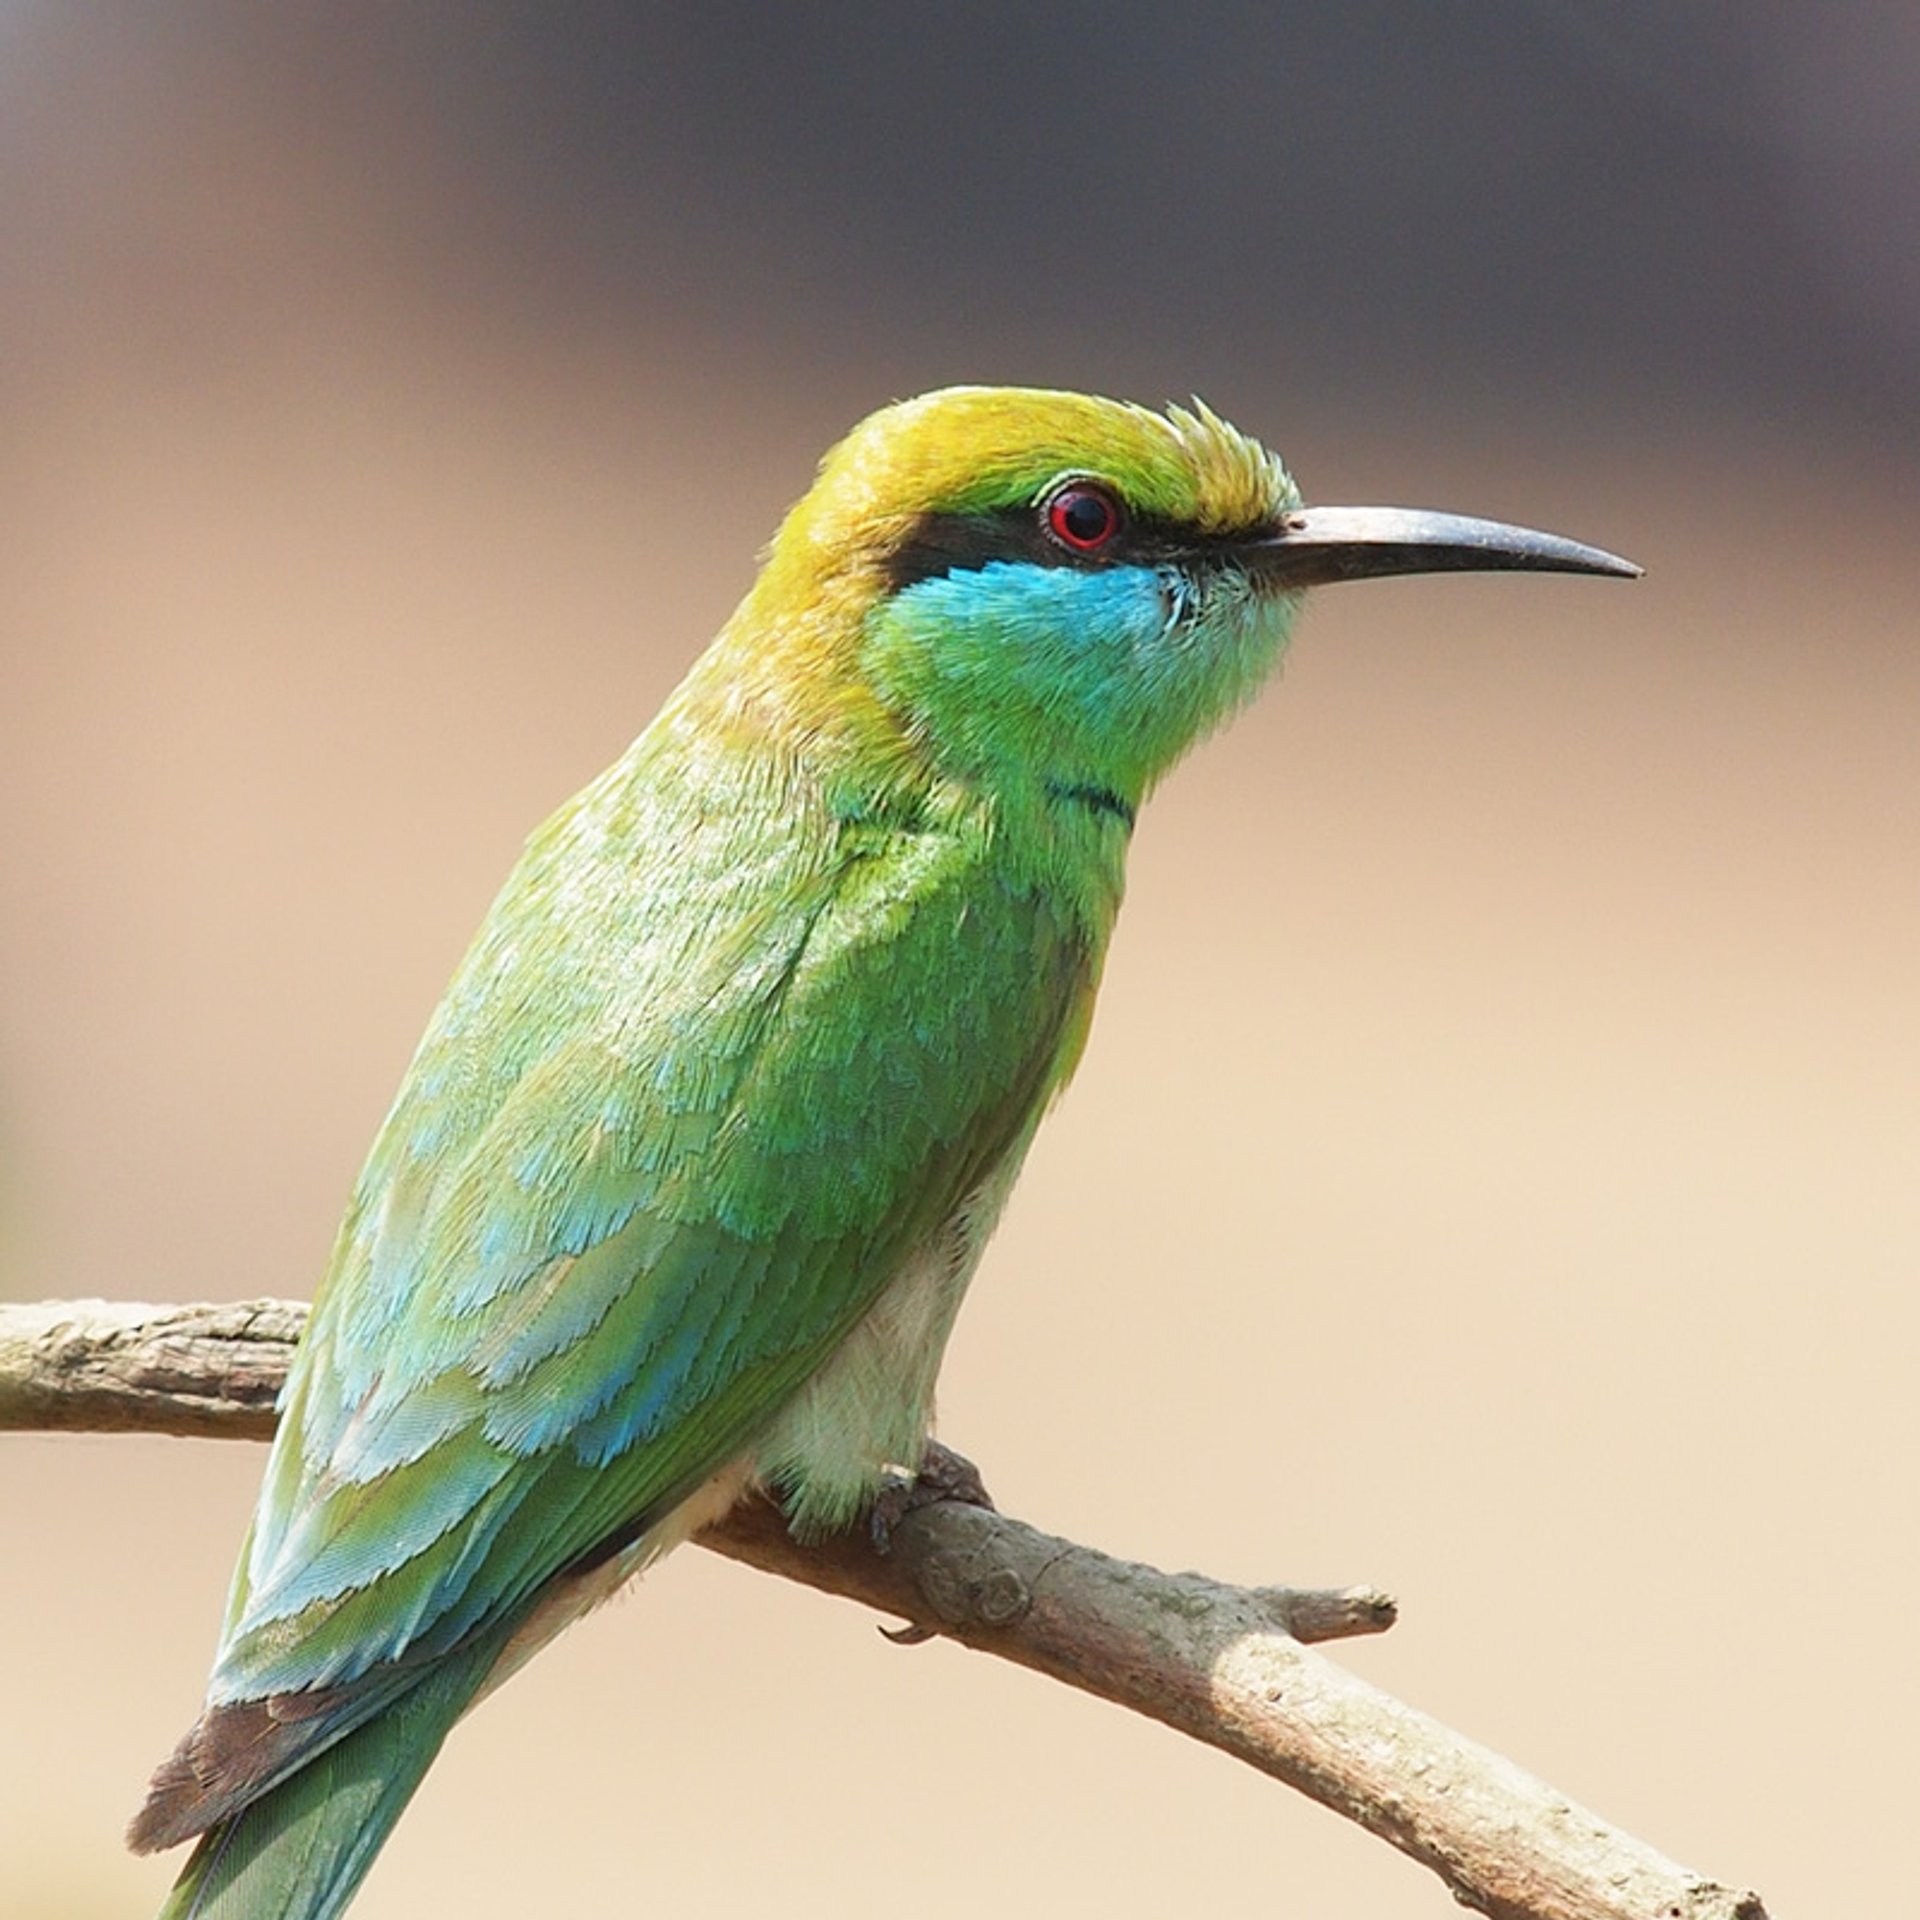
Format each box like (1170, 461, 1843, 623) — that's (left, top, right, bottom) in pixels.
(137, 728, 1095, 1857)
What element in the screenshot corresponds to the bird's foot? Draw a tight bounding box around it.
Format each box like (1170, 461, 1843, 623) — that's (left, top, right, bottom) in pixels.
(866, 1442, 995, 1557)
(867, 1444, 996, 1645)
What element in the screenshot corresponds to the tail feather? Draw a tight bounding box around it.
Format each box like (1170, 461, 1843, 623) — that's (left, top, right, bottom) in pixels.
(150, 1640, 498, 1920)
(130, 1671, 417, 1856)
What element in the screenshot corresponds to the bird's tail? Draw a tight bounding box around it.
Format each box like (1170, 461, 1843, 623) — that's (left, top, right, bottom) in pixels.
(150, 1641, 497, 1920)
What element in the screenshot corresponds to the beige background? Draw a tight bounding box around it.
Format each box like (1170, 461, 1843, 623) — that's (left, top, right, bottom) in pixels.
(3, 13, 1916, 1918)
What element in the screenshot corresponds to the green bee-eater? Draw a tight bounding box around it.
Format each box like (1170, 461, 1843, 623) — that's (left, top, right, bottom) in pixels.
(130, 388, 1635, 1918)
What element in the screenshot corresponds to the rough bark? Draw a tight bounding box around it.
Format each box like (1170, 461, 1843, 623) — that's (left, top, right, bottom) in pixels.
(2, 1298, 1769, 1920)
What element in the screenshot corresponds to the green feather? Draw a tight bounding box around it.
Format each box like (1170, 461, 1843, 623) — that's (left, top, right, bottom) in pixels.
(132, 387, 1321, 1910)
(155, 1628, 507, 1920)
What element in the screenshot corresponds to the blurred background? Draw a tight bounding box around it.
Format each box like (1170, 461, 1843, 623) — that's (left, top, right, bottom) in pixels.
(2, 6, 1915, 1915)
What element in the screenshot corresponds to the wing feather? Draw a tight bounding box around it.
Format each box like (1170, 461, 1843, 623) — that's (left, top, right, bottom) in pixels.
(155, 747, 1090, 1842)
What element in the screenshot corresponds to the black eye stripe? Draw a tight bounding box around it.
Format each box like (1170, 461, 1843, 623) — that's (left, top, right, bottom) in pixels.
(884, 511, 1065, 592)
(886, 507, 1272, 594)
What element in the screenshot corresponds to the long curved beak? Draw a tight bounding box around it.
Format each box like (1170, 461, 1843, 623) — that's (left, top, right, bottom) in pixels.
(1245, 506, 1640, 588)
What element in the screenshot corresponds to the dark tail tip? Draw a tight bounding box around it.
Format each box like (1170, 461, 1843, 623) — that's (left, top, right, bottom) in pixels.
(130, 1692, 341, 1854)
(129, 1738, 217, 1855)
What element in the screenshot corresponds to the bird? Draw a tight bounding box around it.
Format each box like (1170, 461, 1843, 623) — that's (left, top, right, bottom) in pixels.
(129, 386, 1636, 1919)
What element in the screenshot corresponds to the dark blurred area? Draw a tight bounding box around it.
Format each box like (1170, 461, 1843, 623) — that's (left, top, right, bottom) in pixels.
(2, 9, 1914, 1920)
(5, 4, 1919, 446)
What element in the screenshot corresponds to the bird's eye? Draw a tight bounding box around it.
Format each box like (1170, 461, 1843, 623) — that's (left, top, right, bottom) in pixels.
(1044, 483, 1123, 554)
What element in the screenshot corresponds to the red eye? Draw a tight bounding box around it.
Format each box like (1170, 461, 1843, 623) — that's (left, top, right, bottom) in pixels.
(1045, 483, 1122, 554)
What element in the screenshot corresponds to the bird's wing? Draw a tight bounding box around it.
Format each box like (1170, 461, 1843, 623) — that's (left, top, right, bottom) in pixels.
(135, 760, 1091, 1846)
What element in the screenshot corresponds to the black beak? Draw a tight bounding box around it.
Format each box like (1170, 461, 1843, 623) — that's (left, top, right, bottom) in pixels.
(1244, 506, 1640, 588)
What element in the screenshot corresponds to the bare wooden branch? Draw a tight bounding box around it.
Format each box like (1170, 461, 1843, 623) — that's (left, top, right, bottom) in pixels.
(0, 1298, 298, 1438)
(1, 1298, 1769, 1920)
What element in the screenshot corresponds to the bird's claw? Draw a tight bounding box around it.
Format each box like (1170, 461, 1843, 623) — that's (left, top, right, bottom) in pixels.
(867, 1445, 995, 1647)
(866, 1443, 995, 1556)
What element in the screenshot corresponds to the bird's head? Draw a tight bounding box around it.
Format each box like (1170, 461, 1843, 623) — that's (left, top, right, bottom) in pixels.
(723, 387, 1635, 819)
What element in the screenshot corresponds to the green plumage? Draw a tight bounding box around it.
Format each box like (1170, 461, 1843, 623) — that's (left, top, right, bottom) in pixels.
(132, 386, 1632, 1918)
(153, 1627, 509, 1920)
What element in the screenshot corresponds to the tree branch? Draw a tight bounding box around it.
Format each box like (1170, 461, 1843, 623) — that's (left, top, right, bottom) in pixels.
(3, 1298, 1767, 1920)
